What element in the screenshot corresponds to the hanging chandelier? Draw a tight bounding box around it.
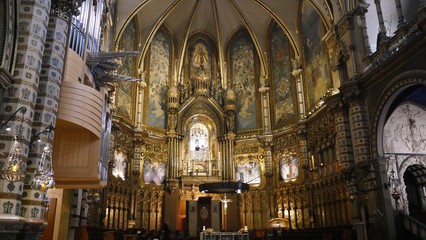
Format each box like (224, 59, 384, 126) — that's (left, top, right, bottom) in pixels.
(0, 135, 27, 182)
(31, 146, 55, 192)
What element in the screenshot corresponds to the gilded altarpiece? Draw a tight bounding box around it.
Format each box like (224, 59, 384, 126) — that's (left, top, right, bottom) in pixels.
(116, 18, 138, 122)
(140, 139, 168, 186)
(300, 0, 333, 110)
(228, 29, 261, 133)
(268, 22, 297, 129)
(145, 27, 173, 132)
(234, 142, 264, 185)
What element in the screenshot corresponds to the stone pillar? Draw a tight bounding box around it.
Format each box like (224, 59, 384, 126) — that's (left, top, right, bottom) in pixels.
(331, 98, 354, 171)
(355, 4, 372, 55)
(259, 135, 273, 176)
(344, 88, 369, 166)
(0, 0, 51, 222)
(258, 75, 271, 133)
(374, 0, 388, 43)
(23, 6, 71, 220)
(297, 124, 309, 168)
(135, 74, 146, 130)
(291, 59, 306, 119)
(394, 0, 406, 29)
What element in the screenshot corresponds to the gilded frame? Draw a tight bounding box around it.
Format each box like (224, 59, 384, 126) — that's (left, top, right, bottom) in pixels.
(184, 31, 218, 85)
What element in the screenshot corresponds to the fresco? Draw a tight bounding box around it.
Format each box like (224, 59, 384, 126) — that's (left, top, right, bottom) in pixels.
(190, 40, 211, 79)
(271, 23, 295, 126)
(113, 150, 127, 180)
(147, 29, 169, 129)
(235, 162, 261, 184)
(383, 102, 426, 154)
(279, 154, 299, 181)
(143, 159, 166, 185)
(232, 33, 257, 130)
(116, 19, 136, 119)
(302, 1, 332, 109)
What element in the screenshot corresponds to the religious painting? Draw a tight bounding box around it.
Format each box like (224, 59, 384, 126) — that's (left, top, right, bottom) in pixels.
(383, 101, 426, 154)
(112, 150, 127, 180)
(143, 159, 166, 185)
(270, 23, 296, 127)
(147, 29, 170, 129)
(302, 1, 332, 109)
(235, 162, 261, 185)
(232, 32, 257, 131)
(116, 19, 137, 120)
(279, 154, 299, 181)
(190, 40, 211, 79)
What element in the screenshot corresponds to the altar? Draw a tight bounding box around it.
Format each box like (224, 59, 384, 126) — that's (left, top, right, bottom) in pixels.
(200, 232, 249, 240)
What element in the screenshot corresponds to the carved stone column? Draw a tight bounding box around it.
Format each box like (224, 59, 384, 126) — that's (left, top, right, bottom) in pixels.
(297, 124, 309, 168)
(341, 82, 369, 167)
(166, 85, 180, 190)
(23, 2, 75, 221)
(291, 59, 306, 119)
(329, 96, 354, 171)
(374, 0, 388, 44)
(394, 0, 406, 29)
(0, 0, 52, 224)
(258, 75, 271, 133)
(259, 135, 273, 176)
(354, 3, 372, 55)
(135, 73, 146, 130)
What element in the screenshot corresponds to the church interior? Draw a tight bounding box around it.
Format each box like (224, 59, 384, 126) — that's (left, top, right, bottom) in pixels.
(0, 0, 426, 239)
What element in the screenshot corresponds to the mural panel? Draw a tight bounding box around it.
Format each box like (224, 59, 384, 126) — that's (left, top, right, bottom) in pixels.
(232, 33, 257, 130)
(279, 154, 299, 181)
(302, 1, 332, 109)
(235, 162, 261, 185)
(190, 40, 211, 79)
(116, 19, 136, 119)
(113, 150, 127, 180)
(147, 29, 170, 129)
(271, 23, 295, 127)
(143, 160, 166, 185)
(383, 102, 426, 154)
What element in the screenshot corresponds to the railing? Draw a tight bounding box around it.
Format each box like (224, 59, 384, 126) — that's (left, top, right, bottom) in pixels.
(397, 212, 426, 240)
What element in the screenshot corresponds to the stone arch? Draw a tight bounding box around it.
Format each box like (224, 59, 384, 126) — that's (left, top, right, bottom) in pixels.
(370, 70, 426, 157)
(185, 31, 218, 85)
(177, 97, 225, 136)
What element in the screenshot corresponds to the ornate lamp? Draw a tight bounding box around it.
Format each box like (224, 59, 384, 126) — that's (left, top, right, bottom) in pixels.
(0, 135, 27, 182)
(31, 123, 56, 192)
(31, 146, 55, 192)
(0, 107, 28, 182)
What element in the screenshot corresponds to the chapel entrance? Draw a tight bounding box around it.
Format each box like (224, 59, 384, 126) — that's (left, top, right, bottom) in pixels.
(404, 165, 426, 222)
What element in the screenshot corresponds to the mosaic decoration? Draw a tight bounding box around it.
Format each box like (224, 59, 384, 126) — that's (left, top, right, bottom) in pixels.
(383, 102, 426, 154)
(235, 162, 261, 185)
(116, 18, 137, 119)
(232, 32, 257, 130)
(302, 1, 332, 109)
(190, 40, 212, 80)
(271, 23, 295, 127)
(279, 154, 299, 181)
(147, 29, 170, 129)
(143, 159, 166, 185)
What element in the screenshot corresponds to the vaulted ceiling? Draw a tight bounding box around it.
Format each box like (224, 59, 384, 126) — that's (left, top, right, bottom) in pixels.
(114, 0, 334, 75)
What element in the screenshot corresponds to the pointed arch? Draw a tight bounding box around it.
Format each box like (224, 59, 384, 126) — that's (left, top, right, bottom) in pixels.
(266, 20, 298, 129)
